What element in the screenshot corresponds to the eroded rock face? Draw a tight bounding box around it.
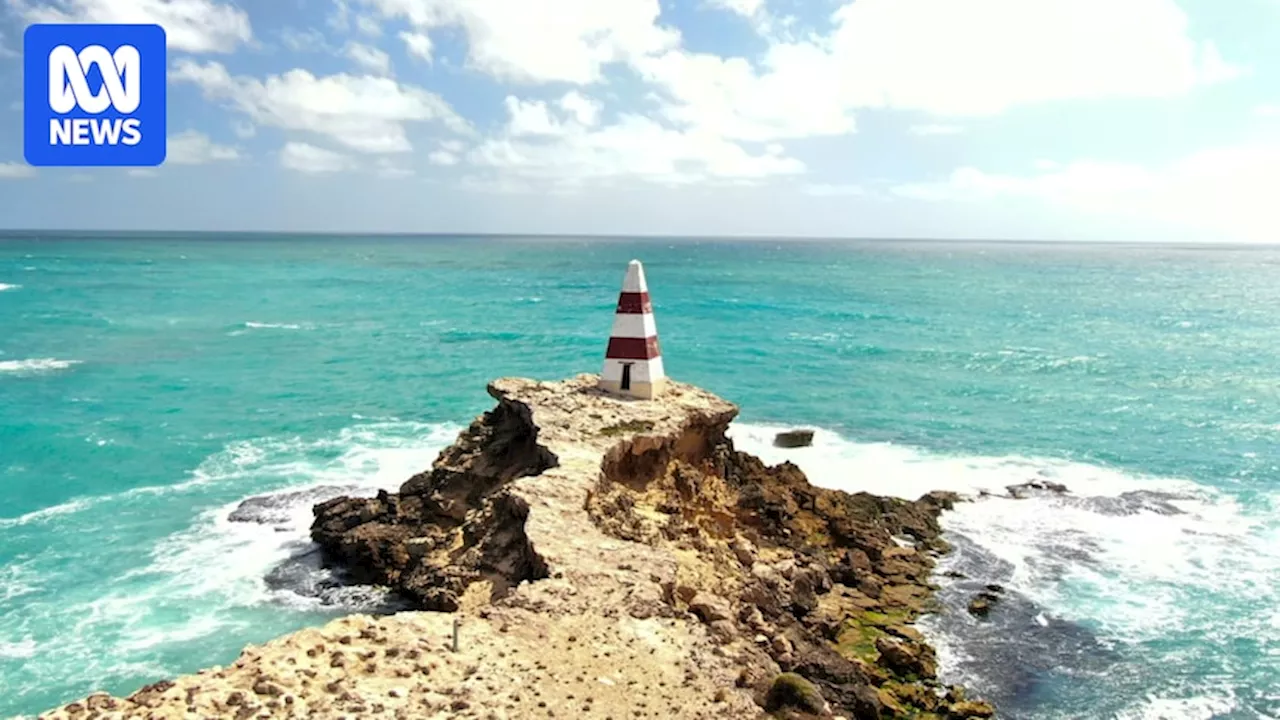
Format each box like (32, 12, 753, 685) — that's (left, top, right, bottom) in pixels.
(310, 385, 558, 611)
(583, 414, 988, 718)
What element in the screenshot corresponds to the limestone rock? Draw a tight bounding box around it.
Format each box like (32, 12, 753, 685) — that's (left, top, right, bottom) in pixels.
(38, 374, 993, 720)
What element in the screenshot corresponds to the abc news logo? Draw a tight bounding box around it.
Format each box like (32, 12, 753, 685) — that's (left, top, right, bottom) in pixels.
(48, 44, 143, 147)
(23, 24, 167, 167)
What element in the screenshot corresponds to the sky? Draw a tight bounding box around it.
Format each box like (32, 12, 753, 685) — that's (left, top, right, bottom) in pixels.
(0, 0, 1279, 240)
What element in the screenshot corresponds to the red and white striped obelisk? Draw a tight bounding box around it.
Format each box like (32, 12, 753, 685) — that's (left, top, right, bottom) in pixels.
(600, 260, 666, 399)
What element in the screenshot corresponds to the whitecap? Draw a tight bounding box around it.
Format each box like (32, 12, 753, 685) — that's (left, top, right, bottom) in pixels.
(0, 359, 81, 375)
(243, 321, 307, 330)
(0, 498, 94, 529)
(0, 283, 19, 292)
(0, 639, 36, 659)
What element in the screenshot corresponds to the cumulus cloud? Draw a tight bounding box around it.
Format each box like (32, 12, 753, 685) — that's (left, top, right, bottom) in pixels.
(345, 41, 393, 75)
(172, 60, 470, 154)
(466, 95, 804, 189)
(399, 31, 433, 62)
(167, 130, 240, 164)
(358, 0, 680, 84)
(14, 0, 252, 53)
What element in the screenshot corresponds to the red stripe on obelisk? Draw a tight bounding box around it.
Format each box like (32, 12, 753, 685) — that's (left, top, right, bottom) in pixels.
(616, 292, 652, 314)
(605, 336, 661, 360)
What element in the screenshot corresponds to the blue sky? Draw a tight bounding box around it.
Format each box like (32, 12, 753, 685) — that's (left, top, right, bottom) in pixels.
(1, 0, 1279, 240)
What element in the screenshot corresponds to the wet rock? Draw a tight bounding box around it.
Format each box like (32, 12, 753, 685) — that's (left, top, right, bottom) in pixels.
(773, 430, 816, 449)
(1005, 480, 1069, 499)
(874, 636, 937, 679)
(967, 590, 1001, 618)
(229, 485, 363, 526)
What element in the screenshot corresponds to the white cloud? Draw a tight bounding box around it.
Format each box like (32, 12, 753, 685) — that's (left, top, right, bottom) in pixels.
(467, 96, 804, 189)
(707, 0, 764, 17)
(280, 27, 330, 53)
(345, 41, 393, 75)
(399, 31, 433, 62)
(231, 120, 256, 139)
(359, 0, 680, 84)
(895, 144, 1280, 242)
(0, 162, 35, 179)
(328, 0, 352, 31)
(173, 60, 470, 154)
(910, 124, 964, 136)
(428, 149, 459, 165)
(127, 168, 159, 178)
(504, 97, 568, 137)
(1256, 104, 1280, 118)
(558, 91, 602, 127)
(635, 0, 1240, 142)
(167, 130, 240, 164)
(355, 15, 383, 36)
(15, 0, 251, 53)
(280, 142, 351, 173)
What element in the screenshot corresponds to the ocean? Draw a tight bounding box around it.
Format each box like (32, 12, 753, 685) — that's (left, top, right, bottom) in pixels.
(0, 233, 1277, 719)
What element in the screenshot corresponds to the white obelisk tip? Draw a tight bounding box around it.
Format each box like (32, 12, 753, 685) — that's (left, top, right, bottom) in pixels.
(622, 260, 648, 293)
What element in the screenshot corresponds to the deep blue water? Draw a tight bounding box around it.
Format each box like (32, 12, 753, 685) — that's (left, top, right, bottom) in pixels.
(1, 235, 1277, 719)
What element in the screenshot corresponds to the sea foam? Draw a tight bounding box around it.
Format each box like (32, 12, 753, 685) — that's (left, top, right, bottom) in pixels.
(729, 422, 1280, 719)
(0, 359, 80, 375)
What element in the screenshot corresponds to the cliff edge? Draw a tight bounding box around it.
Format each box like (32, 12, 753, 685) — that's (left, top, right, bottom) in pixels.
(38, 375, 994, 720)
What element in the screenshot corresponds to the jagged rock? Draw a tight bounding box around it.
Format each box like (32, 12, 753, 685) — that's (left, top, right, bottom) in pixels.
(774, 430, 816, 448)
(948, 700, 997, 718)
(1005, 480, 1069, 499)
(310, 389, 558, 610)
(967, 590, 1002, 618)
(874, 636, 937, 679)
(689, 595, 733, 624)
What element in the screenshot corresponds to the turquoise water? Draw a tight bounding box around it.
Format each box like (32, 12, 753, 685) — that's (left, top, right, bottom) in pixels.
(1, 234, 1278, 719)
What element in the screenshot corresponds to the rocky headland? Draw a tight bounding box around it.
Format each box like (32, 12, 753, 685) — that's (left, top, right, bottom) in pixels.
(39, 375, 995, 720)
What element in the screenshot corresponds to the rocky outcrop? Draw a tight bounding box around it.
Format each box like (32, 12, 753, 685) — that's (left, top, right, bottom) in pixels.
(583, 410, 984, 719)
(774, 430, 816, 448)
(38, 374, 994, 720)
(309, 390, 558, 611)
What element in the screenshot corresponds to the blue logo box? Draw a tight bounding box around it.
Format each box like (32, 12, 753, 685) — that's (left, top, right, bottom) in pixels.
(24, 23, 167, 167)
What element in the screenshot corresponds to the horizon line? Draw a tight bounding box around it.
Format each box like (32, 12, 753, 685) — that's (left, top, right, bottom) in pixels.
(0, 228, 1277, 249)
